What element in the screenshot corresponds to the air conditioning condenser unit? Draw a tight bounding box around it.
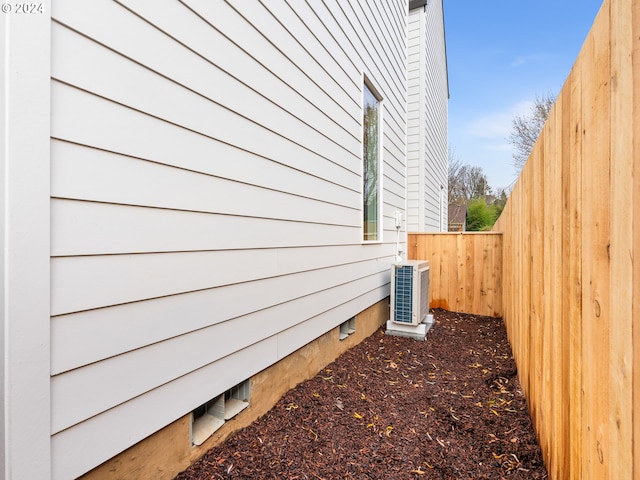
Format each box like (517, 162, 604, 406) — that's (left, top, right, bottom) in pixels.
(387, 260, 433, 340)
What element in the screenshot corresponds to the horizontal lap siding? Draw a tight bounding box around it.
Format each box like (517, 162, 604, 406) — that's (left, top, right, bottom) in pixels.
(422, 0, 448, 232)
(407, 11, 423, 231)
(51, 259, 388, 375)
(51, 271, 389, 434)
(407, 0, 448, 233)
(50, 0, 408, 478)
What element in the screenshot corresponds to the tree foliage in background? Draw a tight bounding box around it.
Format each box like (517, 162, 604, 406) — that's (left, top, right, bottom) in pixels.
(448, 147, 491, 205)
(447, 147, 465, 204)
(466, 198, 500, 231)
(448, 146, 509, 231)
(508, 93, 556, 172)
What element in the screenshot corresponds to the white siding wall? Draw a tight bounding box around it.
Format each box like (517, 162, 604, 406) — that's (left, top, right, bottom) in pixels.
(49, 1, 407, 478)
(1, 6, 51, 480)
(407, 0, 448, 232)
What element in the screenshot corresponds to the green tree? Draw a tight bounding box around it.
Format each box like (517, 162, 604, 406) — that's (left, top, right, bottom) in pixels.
(491, 188, 509, 219)
(466, 198, 499, 231)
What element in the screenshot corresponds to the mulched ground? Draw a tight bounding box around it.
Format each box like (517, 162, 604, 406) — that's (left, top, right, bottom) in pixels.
(176, 309, 547, 480)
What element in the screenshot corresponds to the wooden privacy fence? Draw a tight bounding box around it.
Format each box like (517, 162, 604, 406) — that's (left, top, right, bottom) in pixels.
(410, 2, 638, 477)
(492, 0, 639, 479)
(407, 232, 502, 318)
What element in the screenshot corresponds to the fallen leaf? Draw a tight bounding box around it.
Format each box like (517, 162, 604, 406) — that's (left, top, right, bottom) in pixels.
(300, 426, 318, 441)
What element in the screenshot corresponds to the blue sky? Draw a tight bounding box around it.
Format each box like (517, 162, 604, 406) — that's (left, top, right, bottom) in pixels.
(444, 0, 604, 191)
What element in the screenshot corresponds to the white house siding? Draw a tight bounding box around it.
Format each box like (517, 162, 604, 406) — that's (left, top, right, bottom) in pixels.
(49, 1, 407, 479)
(407, 0, 449, 232)
(1, 6, 51, 480)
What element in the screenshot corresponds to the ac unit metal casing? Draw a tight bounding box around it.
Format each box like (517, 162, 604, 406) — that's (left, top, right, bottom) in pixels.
(390, 260, 430, 326)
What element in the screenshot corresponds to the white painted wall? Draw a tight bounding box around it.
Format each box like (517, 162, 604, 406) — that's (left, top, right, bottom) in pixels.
(48, 1, 409, 478)
(1, 4, 52, 480)
(0, 2, 448, 477)
(407, 0, 449, 232)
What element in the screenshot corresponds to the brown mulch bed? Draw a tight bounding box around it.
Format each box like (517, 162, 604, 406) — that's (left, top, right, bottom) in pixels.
(176, 309, 547, 480)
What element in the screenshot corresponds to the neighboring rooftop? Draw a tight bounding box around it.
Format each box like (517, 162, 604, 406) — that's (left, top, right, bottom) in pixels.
(448, 204, 467, 231)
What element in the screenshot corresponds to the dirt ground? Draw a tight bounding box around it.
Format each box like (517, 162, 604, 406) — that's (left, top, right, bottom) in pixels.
(176, 309, 547, 479)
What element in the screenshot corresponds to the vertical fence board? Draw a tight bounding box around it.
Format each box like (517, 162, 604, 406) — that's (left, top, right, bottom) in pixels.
(531, 137, 545, 441)
(541, 110, 554, 473)
(609, 0, 634, 477)
(522, 159, 533, 402)
(581, 7, 611, 477)
(632, 3, 640, 478)
(447, 234, 459, 311)
(490, 233, 502, 315)
(565, 56, 584, 480)
(455, 234, 464, 310)
(549, 91, 566, 480)
(430, 235, 445, 308)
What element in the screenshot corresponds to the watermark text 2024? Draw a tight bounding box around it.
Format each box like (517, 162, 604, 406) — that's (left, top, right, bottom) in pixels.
(1, 3, 45, 14)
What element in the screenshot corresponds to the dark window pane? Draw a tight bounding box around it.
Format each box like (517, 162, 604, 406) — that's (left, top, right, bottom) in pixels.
(363, 84, 379, 241)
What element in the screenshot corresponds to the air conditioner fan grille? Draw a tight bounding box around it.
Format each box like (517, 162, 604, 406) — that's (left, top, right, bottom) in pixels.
(393, 265, 415, 323)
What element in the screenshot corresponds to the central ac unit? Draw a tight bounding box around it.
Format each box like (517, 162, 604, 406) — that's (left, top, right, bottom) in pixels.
(390, 260, 430, 326)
